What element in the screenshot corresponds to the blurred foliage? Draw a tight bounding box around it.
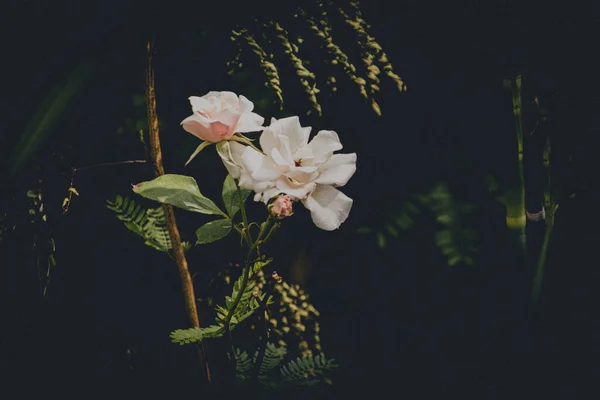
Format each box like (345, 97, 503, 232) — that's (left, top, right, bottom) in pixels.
(8, 61, 96, 178)
(357, 182, 478, 266)
(26, 185, 56, 297)
(228, 0, 405, 117)
(170, 257, 275, 344)
(235, 343, 336, 388)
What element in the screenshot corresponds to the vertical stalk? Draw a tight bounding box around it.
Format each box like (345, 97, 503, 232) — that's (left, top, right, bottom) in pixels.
(530, 134, 558, 308)
(505, 75, 527, 256)
(145, 41, 211, 383)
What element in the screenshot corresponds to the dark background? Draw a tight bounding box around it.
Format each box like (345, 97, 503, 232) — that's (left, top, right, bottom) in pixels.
(1, 0, 600, 398)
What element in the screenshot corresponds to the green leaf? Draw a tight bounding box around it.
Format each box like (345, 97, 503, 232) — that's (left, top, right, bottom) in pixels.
(376, 232, 386, 248)
(253, 258, 273, 273)
(132, 174, 226, 216)
(222, 174, 252, 218)
(196, 218, 232, 244)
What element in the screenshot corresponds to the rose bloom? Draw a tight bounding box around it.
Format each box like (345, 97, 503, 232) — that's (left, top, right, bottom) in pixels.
(218, 116, 356, 231)
(181, 91, 264, 143)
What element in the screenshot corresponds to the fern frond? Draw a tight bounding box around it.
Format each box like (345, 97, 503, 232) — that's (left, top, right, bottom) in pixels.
(235, 348, 253, 383)
(106, 195, 191, 253)
(169, 324, 224, 345)
(280, 354, 337, 386)
(423, 183, 478, 266)
(356, 183, 478, 266)
(257, 342, 288, 377)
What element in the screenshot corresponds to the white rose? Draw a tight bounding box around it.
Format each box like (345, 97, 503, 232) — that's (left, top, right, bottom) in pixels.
(218, 116, 356, 231)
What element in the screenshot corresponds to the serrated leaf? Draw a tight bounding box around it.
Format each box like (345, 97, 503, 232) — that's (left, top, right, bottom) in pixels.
(132, 174, 226, 216)
(196, 219, 232, 244)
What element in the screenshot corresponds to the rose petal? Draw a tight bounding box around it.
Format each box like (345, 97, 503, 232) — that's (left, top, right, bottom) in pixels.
(211, 108, 238, 128)
(287, 166, 319, 183)
(181, 114, 223, 142)
(271, 147, 293, 171)
(238, 95, 254, 113)
(302, 185, 353, 231)
(234, 111, 265, 133)
(189, 96, 212, 114)
(282, 116, 310, 152)
(315, 153, 357, 187)
(241, 146, 266, 171)
(259, 120, 281, 155)
(308, 130, 343, 164)
(275, 177, 315, 200)
(260, 187, 283, 203)
(218, 91, 240, 110)
(292, 146, 315, 165)
(250, 155, 282, 181)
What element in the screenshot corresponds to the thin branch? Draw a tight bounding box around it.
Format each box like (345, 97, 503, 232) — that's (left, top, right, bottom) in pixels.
(74, 159, 147, 172)
(145, 40, 211, 383)
(61, 160, 147, 214)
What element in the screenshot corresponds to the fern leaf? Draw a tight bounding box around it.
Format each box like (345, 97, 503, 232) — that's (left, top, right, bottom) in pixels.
(280, 354, 337, 386)
(234, 348, 253, 383)
(107, 196, 190, 253)
(169, 324, 223, 345)
(257, 342, 287, 377)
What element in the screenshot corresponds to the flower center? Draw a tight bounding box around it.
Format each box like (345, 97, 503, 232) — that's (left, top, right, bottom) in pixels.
(294, 159, 303, 167)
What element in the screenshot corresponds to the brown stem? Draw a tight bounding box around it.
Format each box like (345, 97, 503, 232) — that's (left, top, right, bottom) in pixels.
(145, 40, 211, 383)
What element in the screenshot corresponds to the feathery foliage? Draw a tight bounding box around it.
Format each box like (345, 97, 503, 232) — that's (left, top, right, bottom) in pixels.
(257, 342, 288, 379)
(358, 182, 478, 266)
(170, 258, 274, 344)
(228, 0, 405, 116)
(280, 353, 337, 386)
(234, 343, 336, 388)
(198, 265, 324, 356)
(235, 347, 254, 383)
(106, 195, 191, 253)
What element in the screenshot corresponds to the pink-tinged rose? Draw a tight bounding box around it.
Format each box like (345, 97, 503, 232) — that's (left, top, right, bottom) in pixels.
(268, 195, 294, 220)
(181, 91, 265, 143)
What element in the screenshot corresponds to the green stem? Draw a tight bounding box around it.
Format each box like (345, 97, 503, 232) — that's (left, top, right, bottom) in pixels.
(530, 220, 554, 308)
(259, 222, 280, 248)
(253, 294, 270, 380)
(237, 186, 253, 248)
(222, 216, 275, 334)
(531, 111, 556, 310)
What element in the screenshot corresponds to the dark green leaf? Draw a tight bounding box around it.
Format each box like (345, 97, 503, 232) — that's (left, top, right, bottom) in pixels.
(196, 218, 232, 244)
